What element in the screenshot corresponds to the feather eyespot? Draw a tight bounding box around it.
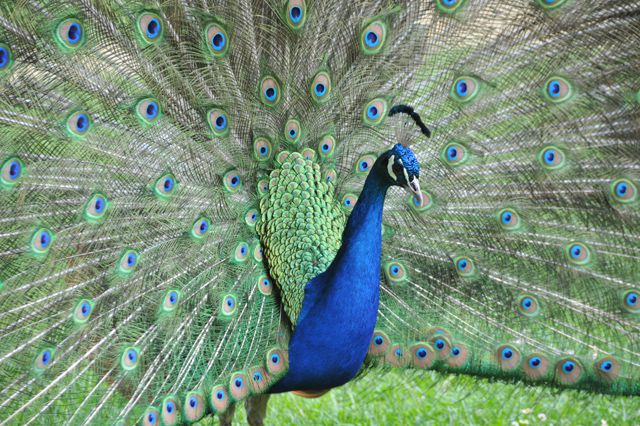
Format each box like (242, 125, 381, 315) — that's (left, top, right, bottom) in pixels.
(257, 178, 269, 196)
(1, 157, 24, 188)
(622, 289, 639, 313)
(260, 77, 281, 106)
(523, 353, 550, 379)
(411, 343, 436, 369)
(285, 0, 307, 30)
(565, 242, 591, 265)
(451, 77, 479, 102)
(161, 397, 179, 426)
(191, 217, 210, 239)
(515, 294, 540, 317)
(56, 19, 85, 50)
(437, 0, 465, 12)
(245, 209, 259, 227)
(362, 99, 387, 126)
(537, 0, 568, 9)
(453, 255, 476, 277)
(84, 193, 108, 223)
(324, 168, 337, 183)
(595, 357, 621, 380)
(538, 146, 565, 170)
(368, 330, 390, 356)
(407, 189, 433, 212)
(121, 347, 140, 371)
(311, 71, 331, 104)
(118, 249, 139, 274)
(0, 44, 13, 72)
(143, 407, 159, 426)
(361, 21, 387, 55)
(258, 275, 272, 295)
(545, 77, 572, 103)
(210, 385, 230, 413)
(496, 345, 521, 370)
(34, 348, 54, 372)
(233, 242, 249, 263)
(555, 358, 583, 384)
(497, 208, 521, 231)
(161, 289, 180, 313)
(355, 154, 376, 175)
(136, 98, 161, 124)
(67, 111, 92, 137)
(610, 179, 637, 204)
(230, 372, 249, 400)
(253, 137, 272, 161)
(208, 109, 229, 137)
(223, 170, 242, 193)
(341, 193, 357, 211)
(184, 392, 205, 422)
(222, 294, 237, 317)
(447, 342, 469, 368)
(317, 135, 336, 159)
(31, 227, 54, 255)
(442, 142, 468, 166)
(384, 261, 407, 283)
(266, 348, 288, 375)
(72, 299, 94, 324)
(252, 241, 263, 262)
(206, 24, 229, 57)
(137, 13, 163, 44)
(154, 174, 176, 199)
(284, 119, 301, 144)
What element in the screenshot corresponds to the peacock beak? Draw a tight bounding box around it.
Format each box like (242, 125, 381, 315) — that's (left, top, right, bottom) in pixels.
(406, 176, 422, 206)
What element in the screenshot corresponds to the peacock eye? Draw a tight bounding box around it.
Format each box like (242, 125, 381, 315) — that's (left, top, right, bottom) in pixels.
(451, 76, 479, 102)
(31, 227, 54, 254)
(260, 76, 281, 106)
(610, 179, 637, 204)
(0, 44, 14, 72)
(191, 217, 210, 239)
(539, 146, 566, 170)
(253, 137, 272, 161)
(137, 98, 161, 124)
(311, 71, 331, 104)
(56, 19, 85, 50)
(285, 0, 307, 30)
(537, 0, 568, 9)
(67, 111, 92, 137)
(121, 346, 140, 370)
(206, 24, 229, 56)
(565, 242, 591, 265)
(437, 0, 465, 12)
(154, 174, 177, 199)
(1, 157, 24, 187)
(118, 249, 139, 274)
(84, 193, 108, 223)
(362, 98, 388, 126)
(34, 348, 55, 371)
(138, 13, 163, 44)
(318, 135, 336, 159)
(545, 76, 572, 103)
(223, 170, 242, 193)
(73, 299, 94, 324)
(361, 20, 387, 55)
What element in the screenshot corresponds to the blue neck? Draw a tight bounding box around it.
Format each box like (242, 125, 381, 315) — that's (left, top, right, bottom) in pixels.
(271, 162, 392, 392)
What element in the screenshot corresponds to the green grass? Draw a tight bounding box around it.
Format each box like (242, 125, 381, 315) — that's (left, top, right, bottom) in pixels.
(197, 370, 640, 425)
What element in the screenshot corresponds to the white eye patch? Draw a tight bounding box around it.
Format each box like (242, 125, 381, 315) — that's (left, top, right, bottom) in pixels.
(387, 155, 397, 181)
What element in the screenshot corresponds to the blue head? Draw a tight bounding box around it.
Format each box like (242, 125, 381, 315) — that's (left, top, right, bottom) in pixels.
(380, 143, 422, 202)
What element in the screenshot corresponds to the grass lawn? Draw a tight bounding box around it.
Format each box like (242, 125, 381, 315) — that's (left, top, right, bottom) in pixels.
(197, 370, 640, 425)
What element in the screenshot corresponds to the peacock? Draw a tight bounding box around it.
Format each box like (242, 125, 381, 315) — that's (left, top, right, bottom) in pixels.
(0, 0, 639, 424)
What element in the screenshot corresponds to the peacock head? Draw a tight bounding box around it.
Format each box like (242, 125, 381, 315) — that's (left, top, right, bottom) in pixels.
(381, 143, 422, 204)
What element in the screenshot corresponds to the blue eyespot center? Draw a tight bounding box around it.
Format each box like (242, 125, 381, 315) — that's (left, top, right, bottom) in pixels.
(81, 302, 90, 316)
(435, 339, 445, 350)
(501, 348, 513, 359)
(359, 161, 369, 171)
(447, 147, 458, 160)
(522, 297, 533, 309)
(456, 81, 468, 97)
(215, 115, 226, 130)
(616, 182, 628, 196)
(265, 87, 276, 101)
(501, 212, 512, 224)
(127, 349, 137, 362)
(40, 231, 50, 248)
(562, 360, 575, 373)
(42, 350, 51, 365)
(147, 18, 160, 39)
(457, 259, 468, 270)
(163, 177, 173, 191)
(271, 354, 280, 364)
(314, 83, 326, 96)
(365, 31, 379, 47)
(416, 348, 427, 359)
(367, 105, 379, 119)
(548, 80, 561, 97)
(76, 114, 88, 132)
(230, 176, 239, 187)
(234, 378, 243, 388)
(290, 6, 302, 23)
(148, 413, 156, 424)
(199, 220, 208, 233)
(189, 397, 197, 408)
(216, 390, 224, 400)
(166, 401, 174, 413)
(374, 336, 383, 346)
(8, 161, 21, 179)
(394, 348, 402, 357)
(212, 32, 226, 50)
(94, 197, 104, 213)
(570, 245, 582, 258)
(626, 292, 638, 306)
(253, 372, 262, 381)
(601, 361, 613, 372)
(169, 291, 178, 304)
(146, 102, 158, 119)
(0, 47, 8, 68)
(452, 346, 461, 356)
(391, 265, 399, 275)
(443, 0, 457, 5)
(544, 149, 556, 164)
(67, 23, 82, 44)
(290, 129, 297, 138)
(127, 253, 136, 267)
(529, 356, 541, 368)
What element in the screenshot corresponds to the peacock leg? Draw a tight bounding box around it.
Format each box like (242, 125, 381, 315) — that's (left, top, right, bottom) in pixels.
(244, 394, 271, 426)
